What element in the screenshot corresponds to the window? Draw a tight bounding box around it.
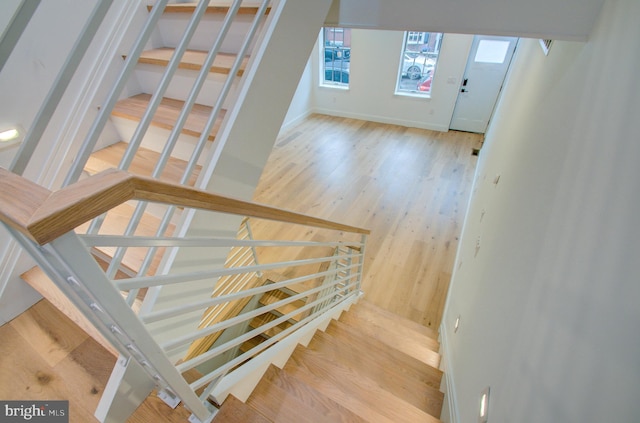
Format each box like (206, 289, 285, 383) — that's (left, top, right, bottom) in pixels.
(396, 32, 443, 96)
(321, 27, 351, 87)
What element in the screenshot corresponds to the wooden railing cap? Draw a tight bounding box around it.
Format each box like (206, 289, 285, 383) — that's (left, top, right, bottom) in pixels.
(0, 168, 370, 245)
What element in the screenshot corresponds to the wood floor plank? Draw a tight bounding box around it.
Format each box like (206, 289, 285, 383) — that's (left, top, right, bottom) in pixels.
(52, 337, 117, 418)
(138, 48, 249, 77)
(252, 115, 480, 330)
(1, 300, 199, 422)
(1, 313, 104, 422)
(9, 299, 89, 367)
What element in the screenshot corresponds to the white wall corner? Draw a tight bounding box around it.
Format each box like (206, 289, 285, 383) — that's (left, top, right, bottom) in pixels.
(0, 230, 41, 324)
(439, 322, 460, 423)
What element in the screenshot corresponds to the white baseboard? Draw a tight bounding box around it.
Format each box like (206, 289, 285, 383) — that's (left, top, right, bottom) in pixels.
(313, 108, 451, 132)
(280, 110, 313, 133)
(439, 322, 460, 423)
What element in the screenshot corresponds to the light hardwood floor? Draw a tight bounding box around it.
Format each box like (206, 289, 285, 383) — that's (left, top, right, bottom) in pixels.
(0, 114, 479, 420)
(252, 114, 480, 329)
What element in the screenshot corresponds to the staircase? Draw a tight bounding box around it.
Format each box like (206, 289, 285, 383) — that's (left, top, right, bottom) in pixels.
(215, 299, 444, 422)
(0, 1, 447, 422)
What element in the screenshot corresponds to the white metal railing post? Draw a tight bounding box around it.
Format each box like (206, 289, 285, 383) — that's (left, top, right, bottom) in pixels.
(356, 234, 367, 291)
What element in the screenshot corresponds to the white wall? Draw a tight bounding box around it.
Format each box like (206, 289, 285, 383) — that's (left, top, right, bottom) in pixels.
(282, 56, 314, 130)
(0, 0, 103, 323)
(441, 0, 640, 421)
(312, 30, 472, 132)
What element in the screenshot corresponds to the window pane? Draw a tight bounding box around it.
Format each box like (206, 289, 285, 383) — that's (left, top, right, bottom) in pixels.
(475, 40, 510, 63)
(396, 32, 443, 96)
(321, 27, 351, 87)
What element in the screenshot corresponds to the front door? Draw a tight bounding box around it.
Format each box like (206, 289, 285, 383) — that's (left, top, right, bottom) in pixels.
(450, 35, 518, 133)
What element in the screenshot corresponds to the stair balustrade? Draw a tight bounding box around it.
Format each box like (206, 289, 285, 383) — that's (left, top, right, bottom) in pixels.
(0, 168, 369, 422)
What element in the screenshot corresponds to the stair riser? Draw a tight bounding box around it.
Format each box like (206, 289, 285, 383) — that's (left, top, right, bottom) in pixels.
(134, 65, 241, 108)
(110, 117, 212, 164)
(156, 14, 263, 53)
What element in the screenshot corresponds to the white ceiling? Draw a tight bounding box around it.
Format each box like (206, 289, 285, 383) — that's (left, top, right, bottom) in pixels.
(326, 0, 605, 41)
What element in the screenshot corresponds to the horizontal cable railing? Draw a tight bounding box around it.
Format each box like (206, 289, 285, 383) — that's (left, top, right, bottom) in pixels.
(0, 168, 369, 422)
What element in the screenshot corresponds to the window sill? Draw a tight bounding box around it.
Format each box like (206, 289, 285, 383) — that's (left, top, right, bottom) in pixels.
(320, 83, 350, 91)
(394, 90, 431, 99)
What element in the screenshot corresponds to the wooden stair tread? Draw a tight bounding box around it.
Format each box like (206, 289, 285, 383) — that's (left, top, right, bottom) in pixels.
(340, 303, 441, 368)
(238, 335, 266, 353)
(213, 395, 270, 423)
(259, 289, 306, 321)
(309, 329, 444, 416)
(327, 319, 443, 388)
(138, 48, 249, 77)
(249, 312, 292, 338)
(247, 365, 367, 423)
(184, 274, 268, 360)
(112, 93, 225, 141)
(75, 202, 174, 277)
(151, 2, 271, 15)
(285, 346, 441, 423)
(359, 298, 440, 340)
(85, 142, 201, 186)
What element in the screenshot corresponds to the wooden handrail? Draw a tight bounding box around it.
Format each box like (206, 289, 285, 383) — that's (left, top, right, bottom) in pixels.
(0, 168, 370, 245)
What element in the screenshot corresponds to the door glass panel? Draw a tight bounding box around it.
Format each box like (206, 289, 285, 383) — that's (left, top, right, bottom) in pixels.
(474, 40, 510, 64)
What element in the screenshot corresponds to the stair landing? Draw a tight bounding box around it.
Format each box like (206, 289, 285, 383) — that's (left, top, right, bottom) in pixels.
(214, 299, 444, 422)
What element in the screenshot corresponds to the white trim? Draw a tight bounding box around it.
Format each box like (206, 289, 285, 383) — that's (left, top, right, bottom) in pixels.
(313, 107, 451, 132)
(439, 322, 460, 423)
(0, 237, 39, 324)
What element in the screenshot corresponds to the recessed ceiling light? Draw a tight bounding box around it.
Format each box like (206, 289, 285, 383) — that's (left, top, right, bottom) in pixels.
(0, 125, 24, 151)
(0, 128, 20, 142)
(479, 387, 490, 422)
